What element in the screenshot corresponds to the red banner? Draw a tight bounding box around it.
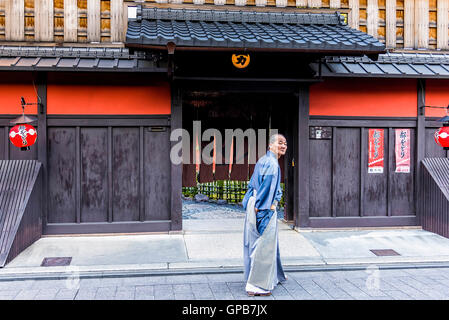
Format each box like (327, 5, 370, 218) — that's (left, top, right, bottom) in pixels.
(395, 129, 411, 173)
(368, 129, 384, 173)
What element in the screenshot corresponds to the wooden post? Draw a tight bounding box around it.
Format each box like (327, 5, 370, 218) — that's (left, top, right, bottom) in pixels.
(170, 83, 183, 231)
(437, 0, 449, 50)
(296, 0, 307, 7)
(404, 0, 415, 49)
(297, 85, 310, 228)
(64, 0, 77, 42)
(415, 79, 426, 221)
(385, 0, 396, 49)
(348, 0, 359, 30)
(36, 72, 48, 231)
(87, 0, 101, 42)
(367, 0, 379, 37)
(5, 0, 24, 41)
(111, 0, 124, 43)
(416, 0, 429, 49)
(35, 0, 54, 41)
(329, 0, 341, 9)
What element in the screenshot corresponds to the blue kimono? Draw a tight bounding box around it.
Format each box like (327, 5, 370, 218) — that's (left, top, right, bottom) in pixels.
(242, 150, 286, 291)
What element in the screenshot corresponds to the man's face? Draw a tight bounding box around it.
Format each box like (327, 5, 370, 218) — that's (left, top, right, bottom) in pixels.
(270, 135, 287, 157)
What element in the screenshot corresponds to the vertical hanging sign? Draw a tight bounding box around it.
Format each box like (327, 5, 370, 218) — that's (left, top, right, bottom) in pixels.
(368, 129, 384, 173)
(395, 129, 411, 173)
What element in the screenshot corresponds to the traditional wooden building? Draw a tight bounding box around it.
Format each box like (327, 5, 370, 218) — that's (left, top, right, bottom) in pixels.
(1, 0, 449, 266)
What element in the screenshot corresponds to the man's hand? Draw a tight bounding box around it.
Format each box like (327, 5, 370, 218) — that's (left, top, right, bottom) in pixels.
(254, 208, 259, 213)
(270, 204, 276, 211)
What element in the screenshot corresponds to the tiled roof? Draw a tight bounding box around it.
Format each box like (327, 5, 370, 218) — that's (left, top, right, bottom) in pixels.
(310, 52, 449, 78)
(126, 7, 385, 54)
(0, 46, 164, 72)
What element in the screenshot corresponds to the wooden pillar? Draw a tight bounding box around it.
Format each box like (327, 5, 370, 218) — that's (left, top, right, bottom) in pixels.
(367, 0, 379, 37)
(330, 0, 341, 9)
(348, 0, 359, 30)
(437, 0, 449, 50)
(170, 83, 183, 231)
(416, 0, 429, 49)
(385, 0, 397, 49)
(64, 0, 77, 42)
(404, 0, 415, 49)
(415, 79, 426, 222)
(87, 0, 101, 42)
(308, 0, 321, 8)
(35, 0, 54, 41)
(296, 85, 310, 228)
(111, 0, 124, 43)
(296, 0, 307, 7)
(5, 0, 24, 41)
(36, 72, 48, 232)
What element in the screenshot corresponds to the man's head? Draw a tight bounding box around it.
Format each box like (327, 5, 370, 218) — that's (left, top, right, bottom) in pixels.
(268, 133, 287, 158)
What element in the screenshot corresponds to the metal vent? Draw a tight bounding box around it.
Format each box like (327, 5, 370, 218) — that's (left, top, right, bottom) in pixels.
(41, 257, 72, 267)
(370, 249, 400, 256)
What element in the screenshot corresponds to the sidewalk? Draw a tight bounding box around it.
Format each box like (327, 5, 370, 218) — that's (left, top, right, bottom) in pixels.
(3, 217, 449, 280)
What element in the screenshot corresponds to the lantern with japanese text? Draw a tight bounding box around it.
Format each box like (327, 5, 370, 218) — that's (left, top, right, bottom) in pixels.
(434, 125, 449, 150)
(9, 123, 37, 150)
(8, 97, 38, 151)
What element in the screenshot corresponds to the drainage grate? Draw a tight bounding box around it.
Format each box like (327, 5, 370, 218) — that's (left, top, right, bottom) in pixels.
(41, 257, 72, 267)
(370, 249, 400, 257)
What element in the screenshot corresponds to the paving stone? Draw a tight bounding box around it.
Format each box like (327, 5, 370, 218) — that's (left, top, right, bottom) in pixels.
(384, 290, 413, 300)
(75, 288, 97, 300)
(386, 281, 433, 300)
(207, 273, 244, 283)
(322, 287, 353, 299)
(79, 278, 103, 288)
(0, 280, 35, 291)
(173, 284, 193, 294)
(14, 289, 40, 300)
(34, 288, 59, 300)
(94, 286, 117, 300)
(135, 285, 155, 296)
(0, 289, 19, 300)
(100, 277, 124, 287)
(31, 279, 68, 290)
(175, 293, 196, 300)
(191, 283, 214, 299)
(115, 287, 136, 300)
(55, 289, 78, 300)
(165, 274, 209, 284)
(154, 284, 174, 300)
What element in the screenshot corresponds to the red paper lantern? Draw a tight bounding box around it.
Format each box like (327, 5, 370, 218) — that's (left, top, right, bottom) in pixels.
(434, 126, 449, 150)
(9, 124, 37, 149)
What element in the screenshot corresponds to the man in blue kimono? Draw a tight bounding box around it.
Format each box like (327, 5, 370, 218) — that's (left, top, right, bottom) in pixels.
(242, 133, 287, 296)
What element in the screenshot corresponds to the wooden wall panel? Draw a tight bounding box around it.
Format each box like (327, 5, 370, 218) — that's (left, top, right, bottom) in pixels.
(88, 0, 101, 42)
(366, 0, 378, 37)
(334, 128, 361, 217)
(309, 139, 332, 217)
(110, 0, 124, 42)
(144, 129, 171, 221)
(80, 128, 108, 223)
(437, 0, 449, 49)
(6, 0, 25, 41)
(404, 0, 415, 48)
(35, 0, 54, 41)
(386, 0, 396, 48)
(48, 127, 77, 224)
(64, 0, 77, 41)
(416, 0, 429, 49)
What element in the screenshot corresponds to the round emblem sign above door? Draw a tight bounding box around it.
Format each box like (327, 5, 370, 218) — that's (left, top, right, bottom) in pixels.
(232, 54, 250, 69)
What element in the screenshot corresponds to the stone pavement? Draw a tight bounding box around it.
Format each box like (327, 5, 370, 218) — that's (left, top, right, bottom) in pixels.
(1, 267, 449, 300)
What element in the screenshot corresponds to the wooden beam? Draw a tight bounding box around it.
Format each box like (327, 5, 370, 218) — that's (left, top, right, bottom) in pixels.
(329, 0, 341, 9)
(64, 0, 77, 42)
(6, 0, 24, 41)
(416, 0, 429, 49)
(437, 0, 449, 50)
(385, 0, 396, 49)
(111, 0, 124, 43)
(296, 0, 308, 7)
(35, 0, 54, 42)
(87, 0, 101, 42)
(348, 0, 359, 30)
(367, 0, 379, 37)
(404, 0, 415, 49)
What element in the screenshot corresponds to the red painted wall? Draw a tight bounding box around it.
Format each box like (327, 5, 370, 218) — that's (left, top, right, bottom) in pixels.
(425, 79, 449, 118)
(310, 78, 417, 117)
(0, 84, 38, 114)
(47, 82, 171, 115)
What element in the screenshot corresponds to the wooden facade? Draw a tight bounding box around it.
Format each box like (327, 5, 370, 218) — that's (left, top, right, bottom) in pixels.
(0, 1, 448, 50)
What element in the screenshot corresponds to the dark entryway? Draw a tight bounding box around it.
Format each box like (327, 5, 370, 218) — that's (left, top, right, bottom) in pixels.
(181, 90, 299, 224)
